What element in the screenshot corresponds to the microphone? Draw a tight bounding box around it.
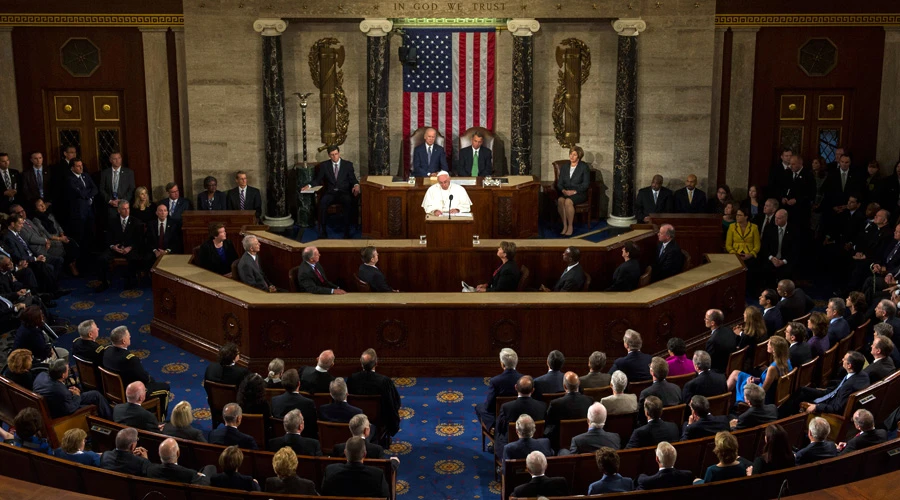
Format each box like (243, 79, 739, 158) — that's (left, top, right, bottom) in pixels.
(448, 194, 453, 220)
(777, 479, 789, 499)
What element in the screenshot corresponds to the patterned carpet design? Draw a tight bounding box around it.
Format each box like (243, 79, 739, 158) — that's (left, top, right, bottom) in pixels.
(40, 276, 502, 499)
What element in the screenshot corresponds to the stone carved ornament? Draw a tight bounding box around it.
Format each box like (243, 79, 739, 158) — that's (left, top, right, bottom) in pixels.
(308, 38, 349, 151)
(552, 38, 591, 149)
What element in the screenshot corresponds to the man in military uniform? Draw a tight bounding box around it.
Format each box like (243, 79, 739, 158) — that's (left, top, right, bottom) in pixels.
(72, 319, 107, 365)
(102, 325, 170, 414)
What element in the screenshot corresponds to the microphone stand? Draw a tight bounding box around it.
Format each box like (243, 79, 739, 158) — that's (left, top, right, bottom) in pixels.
(448, 194, 453, 220)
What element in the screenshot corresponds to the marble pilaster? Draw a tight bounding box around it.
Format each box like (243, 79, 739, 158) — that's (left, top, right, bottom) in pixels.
(140, 28, 175, 201)
(361, 19, 392, 175)
(508, 19, 539, 175)
(725, 27, 759, 199)
(0, 28, 21, 165)
(171, 27, 193, 200)
(254, 18, 294, 228)
(708, 27, 727, 189)
(877, 27, 900, 171)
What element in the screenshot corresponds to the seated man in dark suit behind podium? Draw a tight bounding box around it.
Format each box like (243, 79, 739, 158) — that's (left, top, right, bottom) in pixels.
(297, 246, 346, 295)
(454, 130, 493, 177)
(412, 127, 448, 177)
(540, 246, 586, 292)
(303, 146, 359, 239)
(634, 174, 674, 223)
(651, 224, 685, 282)
(357, 246, 396, 292)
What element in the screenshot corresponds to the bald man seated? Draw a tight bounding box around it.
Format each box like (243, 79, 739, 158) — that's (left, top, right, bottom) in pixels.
(673, 174, 707, 213)
(112, 381, 163, 432)
(147, 438, 216, 485)
(300, 349, 337, 394)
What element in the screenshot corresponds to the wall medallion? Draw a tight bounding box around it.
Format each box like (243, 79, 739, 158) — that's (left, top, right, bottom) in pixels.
(262, 320, 293, 350)
(222, 313, 243, 347)
(376, 319, 409, 349)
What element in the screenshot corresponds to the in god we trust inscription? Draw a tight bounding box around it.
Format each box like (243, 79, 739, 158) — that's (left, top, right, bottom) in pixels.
(392, 2, 508, 12)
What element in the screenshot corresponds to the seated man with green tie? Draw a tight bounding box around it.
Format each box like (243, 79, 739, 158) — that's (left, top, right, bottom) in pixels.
(454, 131, 493, 177)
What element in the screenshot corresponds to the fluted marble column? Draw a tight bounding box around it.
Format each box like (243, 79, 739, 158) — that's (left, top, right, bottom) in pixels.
(608, 18, 646, 228)
(254, 18, 294, 228)
(508, 19, 540, 175)
(361, 19, 393, 175)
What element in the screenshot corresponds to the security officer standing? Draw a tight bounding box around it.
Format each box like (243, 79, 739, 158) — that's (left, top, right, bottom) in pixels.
(71, 319, 107, 365)
(102, 325, 170, 415)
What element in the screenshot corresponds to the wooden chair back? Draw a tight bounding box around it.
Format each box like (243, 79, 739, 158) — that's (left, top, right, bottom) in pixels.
(582, 273, 592, 291)
(625, 378, 653, 396)
(667, 371, 697, 390)
(264, 387, 282, 405)
(639, 266, 652, 287)
(270, 416, 286, 439)
(318, 420, 352, 455)
(540, 392, 565, 406)
(681, 249, 692, 271)
(660, 403, 687, 429)
(353, 273, 372, 293)
(288, 266, 300, 292)
(752, 339, 771, 369)
(517, 265, 530, 291)
(230, 259, 241, 282)
(506, 420, 545, 445)
(797, 356, 818, 389)
(312, 393, 333, 407)
(706, 392, 732, 417)
(557, 418, 587, 451)
(725, 346, 749, 375)
(98, 366, 126, 405)
(604, 412, 638, 445)
(73, 355, 101, 393)
(583, 385, 613, 402)
(552, 160, 593, 225)
(347, 394, 382, 430)
(836, 334, 853, 368)
(776, 368, 797, 408)
(851, 319, 870, 350)
(204, 380, 238, 428)
(794, 312, 812, 323)
(819, 343, 839, 386)
(239, 413, 267, 450)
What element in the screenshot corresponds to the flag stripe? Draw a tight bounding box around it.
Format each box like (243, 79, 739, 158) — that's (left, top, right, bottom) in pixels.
(486, 31, 495, 131)
(472, 33, 481, 128)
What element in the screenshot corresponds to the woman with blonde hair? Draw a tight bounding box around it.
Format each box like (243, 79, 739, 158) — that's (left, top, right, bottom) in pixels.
(264, 358, 285, 388)
(732, 306, 767, 371)
(53, 428, 101, 466)
(162, 401, 207, 442)
(265, 446, 318, 494)
(696, 431, 752, 483)
(728, 334, 792, 405)
(4, 348, 35, 391)
(131, 186, 155, 225)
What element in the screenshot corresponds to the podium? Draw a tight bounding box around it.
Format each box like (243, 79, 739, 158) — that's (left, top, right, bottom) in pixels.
(425, 214, 474, 248)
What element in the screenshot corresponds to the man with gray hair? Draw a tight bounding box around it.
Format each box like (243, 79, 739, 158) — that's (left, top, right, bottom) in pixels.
(681, 395, 728, 441)
(476, 347, 522, 441)
(865, 334, 896, 383)
(209, 403, 258, 449)
(100, 427, 150, 476)
(580, 351, 611, 389)
(112, 381, 160, 431)
(102, 325, 170, 413)
(331, 414, 400, 468)
(147, 437, 214, 484)
(321, 436, 390, 498)
(71, 318, 106, 364)
(511, 450, 570, 498)
(501, 415, 553, 472)
(682, 350, 727, 403)
(875, 299, 900, 349)
(412, 127, 448, 177)
(267, 408, 322, 456)
(839, 409, 887, 453)
(635, 441, 693, 490)
(300, 349, 336, 393)
(236, 234, 276, 292)
(826, 297, 851, 345)
(600, 371, 638, 416)
(546, 371, 594, 449)
(561, 402, 620, 455)
(296, 246, 345, 294)
(729, 382, 777, 430)
(704, 308, 736, 373)
(652, 223, 684, 281)
(609, 330, 652, 382)
(319, 377, 364, 423)
(795, 416, 838, 465)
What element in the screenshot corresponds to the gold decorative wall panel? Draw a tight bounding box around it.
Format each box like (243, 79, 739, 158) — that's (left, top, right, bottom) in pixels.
(817, 95, 844, 120)
(0, 14, 183, 27)
(716, 14, 900, 27)
(779, 95, 806, 121)
(93, 96, 120, 121)
(54, 95, 81, 121)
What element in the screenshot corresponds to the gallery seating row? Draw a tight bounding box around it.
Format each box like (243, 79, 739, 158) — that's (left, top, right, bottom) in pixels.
(0, 375, 95, 448)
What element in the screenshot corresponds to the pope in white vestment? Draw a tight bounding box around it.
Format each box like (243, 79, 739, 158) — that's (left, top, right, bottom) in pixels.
(421, 171, 472, 216)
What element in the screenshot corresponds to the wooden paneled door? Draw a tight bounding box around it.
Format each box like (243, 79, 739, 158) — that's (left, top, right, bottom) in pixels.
(776, 89, 852, 164)
(44, 90, 126, 174)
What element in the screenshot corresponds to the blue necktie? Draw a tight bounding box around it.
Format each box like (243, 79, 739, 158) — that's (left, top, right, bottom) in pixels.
(814, 374, 849, 404)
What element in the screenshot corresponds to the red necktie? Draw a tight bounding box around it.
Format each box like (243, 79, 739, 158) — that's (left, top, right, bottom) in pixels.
(493, 266, 501, 277)
(158, 222, 165, 249)
(313, 265, 325, 283)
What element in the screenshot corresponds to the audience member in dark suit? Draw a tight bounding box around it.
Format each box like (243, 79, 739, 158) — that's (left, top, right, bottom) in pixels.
(545, 372, 595, 449)
(475, 241, 520, 292)
(795, 417, 839, 465)
(300, 350, 336, 394)
(839, 409, 887, 454)
(606, 241, 642, 291)
(97, 201, 145, 290)
(196, 175, 228, 211)
(652, 224, 685, 282)
(682, 350, 729, 403)
(729, 382, 778, 431)
(639, 358, 683, 411)
(267, 409, 322, 456)
(346, 348, 402, 443)
(195, 222, 239, 275)
(53, 428, 101, 467)
(495, 376, 547, 460)
(209, 445, 260, 491)
(776, 279, 815, 322)
(321, 437, 390, 498)
(72, 319, 107, 365)
(454, 131, 492, 177)
(533, 349, 566, 395)
(330, 415, 397, 464)
(102, 327, 170, 413)
(760, 289, 785, 336)
(358, 246, 396, 292)
(556, 146, 592, 237)
(209, 403, 259, 450)
(204, 342, 250, 387)
(20, 152, 51, 209)
(792, 351, 870, 416)
(475, 348, 522, 433)
(100, 427, 152, 476)
(412, 128, 449, 177)
(681, 395, 729, 441)
(767, 148, 793, 201)
(4, 215, 61, 292)
(236, 235, 276, 292)
(162, 401, 207, 442)
(304, 146, 360, 238)
(265, 446, 318, 494)
(511, 450, 570, 498)
(271, 369, 318, 439)
(501, 414, 554, 473)
(673, 174, 707, 213)
(0, 153, 22, 215)
(826, 298, 851, 345)
(609, 330, 653, 382)
(580, 351, 612, 389)
(62, 160, 98, 262)
(705, 309, 738, 373)
(296, 246, 345, 294)
(147, 438, 214, 485)
(540, 246, 587, 292)
(788, 322, 814, 370)
(587, 447, 634, 495)
(759, 210, 799, 285)
(780, 155, 816, 233)
(99, 153, 136, 220)
(144, 204, 183, 264)
(864, 336, 896, 384)
(319, 377, 364, 423)
(33, 359, 111, 419)
(560, 402, 621, 455)
(225, 171, 263, 218)
(634, 174, 674, 223)
(636, 442, 694, 490)
(160, 182, 192, 222)
(113, 381, 161, 431)
(626, 396, 680, 449)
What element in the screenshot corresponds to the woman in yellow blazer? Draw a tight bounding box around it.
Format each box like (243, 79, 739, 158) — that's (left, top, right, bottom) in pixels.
(726, 207, 760, 264)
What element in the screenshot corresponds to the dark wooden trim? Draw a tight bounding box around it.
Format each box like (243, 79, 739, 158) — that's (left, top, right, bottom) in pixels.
(717, 28, 733, 187)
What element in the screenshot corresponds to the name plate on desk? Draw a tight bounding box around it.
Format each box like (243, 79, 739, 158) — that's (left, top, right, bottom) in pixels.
(451, 179, 477, 186)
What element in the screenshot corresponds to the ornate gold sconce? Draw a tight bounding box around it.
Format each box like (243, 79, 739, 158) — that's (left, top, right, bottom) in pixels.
(308, 38, 349, 151)
(552, 38, 591, 149)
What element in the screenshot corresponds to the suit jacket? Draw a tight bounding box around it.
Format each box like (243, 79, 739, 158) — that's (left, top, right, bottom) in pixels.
(545, 392, 594, 446)
(781, 167, 816, 212)
(99, 167, 136, 208)
(777, 290, 815, 322)
(579, 371, 611, 389)
(639, 380, 682, 408)
(358, 263, 393, 292)
(296, 261, 338, 294)
(833, 208, 866, 244)
(331, 440, 386, 459)
(601, 394, 639, 415)
(502, 437, 554, 465)
(626, 419, 680, 449)
(161, 197, 192, 221)
(2, 230, 38, 263)
(106, 215, 145, 250)
(300, 366, 335, 394)
(32, 372, 85, 419)
(607, 259, 640, 291)
(634, 186, 674, 222)
(147, 462, 205, 484)
(236, 252, 270, 291)
(511, 475, 570, 498)
(267, 433, 323, 456)
(863, 357, 895, 384)
(795, 440, 838, 465)
(706, 327, 738, 373)
(210, 471, 260, 491)
(265, 475, 318, 495)
(412, 143, 448, 177)
(204, 363, 250, 387)
(609, 351, 653, 383)
(455, 146, 493, 177)
(789, 342, 814, 371)
(319, 401, 363, 423)
(161, 422, 207, 442)
(568, 427, 621, 454)
(556, 161, 591, 195)
(652, 240, 685, 282)
(196, 191, 227, 211)
(113, 402, 159, 432)
(553, 263, 586, 292)
(100, 449, 151, 476)
(481, 368, 522, 416)
(497, 396, 547, 438)
(196, 238, 239, 275)
(588, 474, 634, 495)
(346, 370, 401, 436)
(822, 168, 862, 210)
(681, 414, 729, 440)
(636, 468, 694, 490)
(761, 223, 798, 266)
(827, 317, 851, 346)
(20, 166, 50, 205)
(226, 186, 263, 219)
(763, 307, 785, 337)
(320, 462, 389, 498)
(674, 187, 707, 213)
(0, 167, 21, 213)
(17, 218, 55, 258)
(64, 171, 98, 222)
(817, 372, 870, 414)
(841, 429, 887, 453)
(534, 370, 565, 395)
(146, 218, 183, 254)
(209, 425, 259, 450)
(487, 260, 520, 292)
(734, 404, 778, 430)
(682, 371, 728, 404)
(271, 392, 318, 439)
(311, 159, 359, 193)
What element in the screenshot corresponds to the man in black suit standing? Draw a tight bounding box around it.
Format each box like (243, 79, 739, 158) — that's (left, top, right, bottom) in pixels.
(510, 451, 570, 498)
(634, 174, 674, 223)
(99, 152, 136, 221)
(346, 348, 401, 445)
(544, 371, 594, 449)
(626, 396, 679, 449)
(319, 378, 363, 423)
(635, 442, 694, 490)
(609, 329, 653, 382)
(681, 395, 729, 440)
(767, 147, 793, 201)
(411, 127, 448, 177)
(209, 403, 259, 449)
(838, 409, 887, 454)
(300, 349, 336, 394)
(296, 246, 346, 294)
(304, 146, 360, 238)
(753, 198, 779, 243)
(476, 347, 522, 436)
(97, 201, 145, 291)
(49, 145, 76, 214)
(33, 359, 112, 420)
(776, 279, 814, 323)
(112, 381, 161, 431)
(357, 246, 396, 292)
(161, 182, 192, 222)
(63, 159, 97, 262)
(651, 224, 684, 282)
(821, 154, 861, 233)
(454, 130, 492, 177)
(682, 350, 728, 403)
(271, 369, 318, 439)
(100, 427, 151, 476)
(560, 402, 621, 455)
(729, 382, 777, 430)
(761, 210, 797, 286)
(20, 151, 51, 210)
(704, 309, 737, 373)
(145, 204, 183, 267)
(760, 288, 784, 337)
(673, 174, 706, 213)
(226, 170, 263, 219)
(0, 152, 21, 215)
(786, 321, 813, 369)
(540, 246, 586, 292)
(267, 409, 322, 456)
(495, 376, 546, 460)
(321, 437, 390, 498)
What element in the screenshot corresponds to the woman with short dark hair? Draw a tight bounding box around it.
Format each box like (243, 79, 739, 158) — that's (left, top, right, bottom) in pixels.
(666, 338, 693, 377)
(557, 146, 591, 236)
(210, 446, 260, 491)
(475, 241, 520, 292)
(606, 241, 641, 292)
(12, 306, 51, 361)
(195, 222, 238, 275)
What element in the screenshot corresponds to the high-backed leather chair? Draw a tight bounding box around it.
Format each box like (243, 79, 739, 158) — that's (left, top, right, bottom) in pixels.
(408, 126, 446, 171)
(458, 127, 495, 153)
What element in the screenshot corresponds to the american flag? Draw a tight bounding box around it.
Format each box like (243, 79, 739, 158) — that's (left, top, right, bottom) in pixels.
(402, 28, 495, 177)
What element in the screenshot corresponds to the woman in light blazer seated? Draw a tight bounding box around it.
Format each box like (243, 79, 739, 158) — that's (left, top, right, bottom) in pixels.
(600, 371, 639, 416)
(557, 146, 591, 236)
